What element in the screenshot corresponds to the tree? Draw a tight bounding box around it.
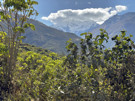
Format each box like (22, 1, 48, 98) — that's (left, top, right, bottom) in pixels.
(62, 30, 135, 101)
(0, 0, 38, 98)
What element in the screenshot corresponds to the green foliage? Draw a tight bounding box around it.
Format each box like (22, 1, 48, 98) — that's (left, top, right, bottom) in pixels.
(0, 27, 135, 100)
(23, 23, 36, 30)
(0, 1, 135, 100)
(57, 29, 135, 101)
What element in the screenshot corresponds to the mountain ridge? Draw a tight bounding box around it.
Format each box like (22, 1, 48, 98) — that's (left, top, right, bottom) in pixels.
(89, 12, 135, 47)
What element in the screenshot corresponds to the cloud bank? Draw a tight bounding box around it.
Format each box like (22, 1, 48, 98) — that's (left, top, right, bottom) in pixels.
(41, 5, 127, 34)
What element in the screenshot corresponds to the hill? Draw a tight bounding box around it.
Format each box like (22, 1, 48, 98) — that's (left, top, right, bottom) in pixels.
(23, 19, 80, 54)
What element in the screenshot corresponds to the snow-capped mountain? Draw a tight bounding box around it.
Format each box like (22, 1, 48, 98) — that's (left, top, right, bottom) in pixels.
(52, 12, 135, 48)
(52, 20, 98, 36)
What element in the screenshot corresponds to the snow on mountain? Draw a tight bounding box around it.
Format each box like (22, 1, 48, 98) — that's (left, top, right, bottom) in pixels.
(51, 20, 98, 36)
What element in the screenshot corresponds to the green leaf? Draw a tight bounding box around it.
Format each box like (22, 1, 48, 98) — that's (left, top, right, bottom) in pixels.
(29, 24, 35, 30)
(23, 23, 30, 28)
(99, 39, 104, 45)
(31, 1, 38, 5)
(130, 34, 133, 37)
(80, 32, 87, 36)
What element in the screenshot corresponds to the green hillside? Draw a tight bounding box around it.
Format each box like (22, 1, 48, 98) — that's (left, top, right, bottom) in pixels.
(23, 19, 80, 54)
(19, 43, 51, 55)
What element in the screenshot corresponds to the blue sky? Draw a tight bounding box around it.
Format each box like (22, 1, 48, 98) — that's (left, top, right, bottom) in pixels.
(34, 0, 135, 26)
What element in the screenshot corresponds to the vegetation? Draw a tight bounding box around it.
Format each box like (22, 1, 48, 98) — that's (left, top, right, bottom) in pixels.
(0, 0, 135, 101)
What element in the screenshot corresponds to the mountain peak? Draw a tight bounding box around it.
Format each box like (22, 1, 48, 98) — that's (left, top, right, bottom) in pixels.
(51, 20, 98, 36)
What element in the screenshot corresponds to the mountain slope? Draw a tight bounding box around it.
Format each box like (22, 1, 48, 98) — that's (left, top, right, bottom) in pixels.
(90, 12, 135, 47)
(23, 19, 80, 54)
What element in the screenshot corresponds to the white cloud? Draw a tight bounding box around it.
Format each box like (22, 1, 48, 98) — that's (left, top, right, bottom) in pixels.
(41, 5, 127, 34)
(115, 5, 127, 12)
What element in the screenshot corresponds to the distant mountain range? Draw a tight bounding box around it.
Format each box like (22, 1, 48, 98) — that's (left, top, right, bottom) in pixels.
(52, 12, 135, 44)
(51, 12, 135, 48)
(1, 12, 135, 54)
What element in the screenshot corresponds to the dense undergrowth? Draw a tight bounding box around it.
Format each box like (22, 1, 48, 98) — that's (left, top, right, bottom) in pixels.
(1, 29, 135, 101)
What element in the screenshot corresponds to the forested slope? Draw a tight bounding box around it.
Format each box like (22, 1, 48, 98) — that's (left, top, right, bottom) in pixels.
(23, 19, 80, 54)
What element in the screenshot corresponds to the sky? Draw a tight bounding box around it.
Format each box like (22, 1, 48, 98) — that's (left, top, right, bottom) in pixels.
(34, 0, 135, 28)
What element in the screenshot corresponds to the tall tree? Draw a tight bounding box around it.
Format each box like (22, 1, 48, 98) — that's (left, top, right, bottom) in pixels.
(0, 0, 38, 96)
